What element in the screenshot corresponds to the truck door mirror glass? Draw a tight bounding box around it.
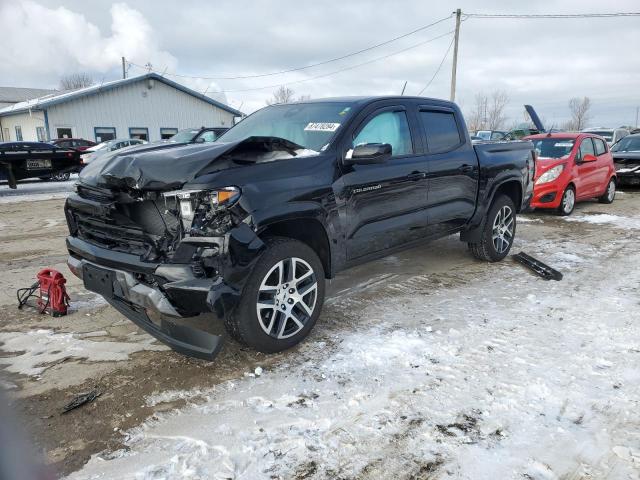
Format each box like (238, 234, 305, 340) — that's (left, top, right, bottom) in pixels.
(344, 143, 392, 165)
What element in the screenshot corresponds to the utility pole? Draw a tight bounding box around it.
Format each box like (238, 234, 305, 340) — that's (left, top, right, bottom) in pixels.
(635, 106, 639, 128)
(121, 57, 127, 79)
(450, 8, 462, 102)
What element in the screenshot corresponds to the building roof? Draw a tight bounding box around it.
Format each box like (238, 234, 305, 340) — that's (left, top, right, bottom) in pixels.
(0, 86, 58, 104)
(0, 74, 242, 117)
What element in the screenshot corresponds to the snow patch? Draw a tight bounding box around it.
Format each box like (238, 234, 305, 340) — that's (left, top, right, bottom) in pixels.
(565, 213, 640, 230)
(0, 191, 71, 204)
(0, 329, 168, 377)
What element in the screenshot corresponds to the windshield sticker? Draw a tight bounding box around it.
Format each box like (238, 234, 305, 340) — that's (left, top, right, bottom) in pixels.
(304, 122, 341, 132)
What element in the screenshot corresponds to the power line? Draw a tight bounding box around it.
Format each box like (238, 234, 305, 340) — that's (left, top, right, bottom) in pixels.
(129, 14, 453, 81)
(464, 12, 640, 19)
(135, 31, 455, 94)
(417, 35, 455, 96)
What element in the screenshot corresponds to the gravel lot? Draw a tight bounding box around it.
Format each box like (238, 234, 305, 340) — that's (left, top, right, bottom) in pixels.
(1, 180, 638, 479)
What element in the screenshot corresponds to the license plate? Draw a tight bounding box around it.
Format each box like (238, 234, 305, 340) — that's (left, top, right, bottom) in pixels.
(26, 159, 52, 169)
(82, 264, 115, 299)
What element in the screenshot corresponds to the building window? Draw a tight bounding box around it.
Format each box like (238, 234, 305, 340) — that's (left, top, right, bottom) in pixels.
(36, 126, 46, 142)
(56, 127, 72, 138)
(129, 127, 149, 141)
(160, 128, 178, 140)
(3, 128, 9, 141)
(94, 127, 116, 142)
(15, 126, 23, 141)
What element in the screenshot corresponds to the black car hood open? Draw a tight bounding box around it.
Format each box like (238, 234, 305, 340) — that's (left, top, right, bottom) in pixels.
(78, 137, 310, 191)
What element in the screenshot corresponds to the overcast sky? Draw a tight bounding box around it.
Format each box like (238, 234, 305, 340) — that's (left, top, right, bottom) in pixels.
(1, 0, 639, 127)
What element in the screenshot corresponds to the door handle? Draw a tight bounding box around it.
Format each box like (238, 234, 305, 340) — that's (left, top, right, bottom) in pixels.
(458, 164, 474, 174)
(407, 171, 427, 181)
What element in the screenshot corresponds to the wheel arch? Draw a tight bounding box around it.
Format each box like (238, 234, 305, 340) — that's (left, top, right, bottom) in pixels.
(259, 217, 333, 279)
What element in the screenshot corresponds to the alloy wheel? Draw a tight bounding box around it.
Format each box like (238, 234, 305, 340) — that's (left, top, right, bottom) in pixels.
(607, 180, 615, 202)
(256, 257, 318, 339)
(562, 188, 575, 214)
(492, 205, 514, 254)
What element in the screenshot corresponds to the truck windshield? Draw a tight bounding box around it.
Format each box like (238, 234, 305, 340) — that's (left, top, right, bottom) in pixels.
(611, 136, 640, 152)
(218, 102, 355, 152)
(169, 129, 200, 143)
(532, 138, 575, 159)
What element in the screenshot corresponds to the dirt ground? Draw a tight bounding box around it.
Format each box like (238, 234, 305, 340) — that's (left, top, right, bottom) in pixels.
(0, 188, 638, 477)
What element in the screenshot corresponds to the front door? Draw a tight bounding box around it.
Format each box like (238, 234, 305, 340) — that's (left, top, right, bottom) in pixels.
(341, 107, 429, 260)
(575, 137, 598, 198)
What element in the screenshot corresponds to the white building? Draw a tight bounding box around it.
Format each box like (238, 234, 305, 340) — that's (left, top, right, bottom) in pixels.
(0, 74, 242, 143)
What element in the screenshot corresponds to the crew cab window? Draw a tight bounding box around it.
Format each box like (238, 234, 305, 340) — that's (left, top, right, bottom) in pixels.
(353, 111, 413, 157)
(578, 138, 595, 159)
(593, 138, 607, 156)
(420, 110, 462, 154)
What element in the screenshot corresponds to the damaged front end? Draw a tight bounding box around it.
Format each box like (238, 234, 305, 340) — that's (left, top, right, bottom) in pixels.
(65, 181, 265, 360)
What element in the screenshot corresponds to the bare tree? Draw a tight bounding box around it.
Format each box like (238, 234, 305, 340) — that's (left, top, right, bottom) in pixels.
(563, 97, 591, 131)
(59, 73, 94, 91)
(486, 90, 509, 130)
(466, 93, 489, 132)
(267, 86, 296, 105)
(467, 90, 510, 132)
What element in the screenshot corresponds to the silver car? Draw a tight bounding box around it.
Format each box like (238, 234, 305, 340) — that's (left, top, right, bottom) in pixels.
(81, 138, 147, 164)
(581, 127, 629, 146)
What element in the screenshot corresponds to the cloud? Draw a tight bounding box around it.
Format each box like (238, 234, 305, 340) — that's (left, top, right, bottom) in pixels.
(0, 1, 176, 85)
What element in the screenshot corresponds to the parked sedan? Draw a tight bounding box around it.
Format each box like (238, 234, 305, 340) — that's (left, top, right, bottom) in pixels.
(167, 127, 229, 144)
(49, 138, 96, 151)
(581, 127, 629, 146)
(81, 138, 147, 165)
(524, 133, 617, 215)
(611, 133, 640, 186)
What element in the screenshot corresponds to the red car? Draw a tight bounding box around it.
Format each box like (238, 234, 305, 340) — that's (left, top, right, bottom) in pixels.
(524, 133, 617, 215)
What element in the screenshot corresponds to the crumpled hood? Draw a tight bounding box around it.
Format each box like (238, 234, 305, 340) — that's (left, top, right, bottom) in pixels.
(78, 140, 243, 191)
(613, 151, 640, 162)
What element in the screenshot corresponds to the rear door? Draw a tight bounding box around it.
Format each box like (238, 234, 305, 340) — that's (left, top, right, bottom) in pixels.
(592, 137, 611, 193)
(575, 137, 598, 198)
(417, 106, 479, 234)
(342, 104, 429, 260)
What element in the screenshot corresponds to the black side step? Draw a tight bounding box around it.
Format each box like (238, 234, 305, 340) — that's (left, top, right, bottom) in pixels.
(107, 298, 223, 361)
(512, 251, 563, 281)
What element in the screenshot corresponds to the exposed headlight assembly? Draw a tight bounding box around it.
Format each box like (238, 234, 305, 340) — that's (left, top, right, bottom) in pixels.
(163, 187, 241, 234)
(535, 164, 565, 185)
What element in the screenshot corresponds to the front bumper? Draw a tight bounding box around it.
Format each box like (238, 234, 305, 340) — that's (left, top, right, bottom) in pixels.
(66, 231, 263, 360)
(615, 166, 640, 186)
(530, 181, 562, 209)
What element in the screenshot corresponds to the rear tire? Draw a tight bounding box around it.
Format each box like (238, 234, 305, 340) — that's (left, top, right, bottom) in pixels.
(557, 185, 576, 216)
(468, 194, 516, 262)
(225, 236, 325, 353)
(598, 178, 616, 204)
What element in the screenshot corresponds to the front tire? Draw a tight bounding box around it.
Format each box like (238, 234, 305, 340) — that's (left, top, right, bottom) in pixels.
(598, 178, 616, 204)
(225, 237, 325, 353)
(468, 194, 516, 262)
(557, 186, 575, 216)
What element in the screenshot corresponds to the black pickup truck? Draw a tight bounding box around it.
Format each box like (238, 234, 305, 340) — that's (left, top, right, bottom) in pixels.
(64, 96, 535, 360)
(0, 142, 82, 187)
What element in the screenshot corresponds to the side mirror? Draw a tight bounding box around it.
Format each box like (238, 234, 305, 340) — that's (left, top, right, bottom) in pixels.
(582, 154, 597, 163)
(194, 137, 206, 143)
(344, 143, 392, 165)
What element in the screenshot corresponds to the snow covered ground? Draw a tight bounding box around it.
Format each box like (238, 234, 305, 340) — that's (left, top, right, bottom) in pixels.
(0, 176, 77, 204)
(66, 213, 640, 480)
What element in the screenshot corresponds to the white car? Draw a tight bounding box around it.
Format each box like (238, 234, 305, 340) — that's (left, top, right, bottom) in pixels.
(581, 127, 629, 146)
(81, 138, 147, 165)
